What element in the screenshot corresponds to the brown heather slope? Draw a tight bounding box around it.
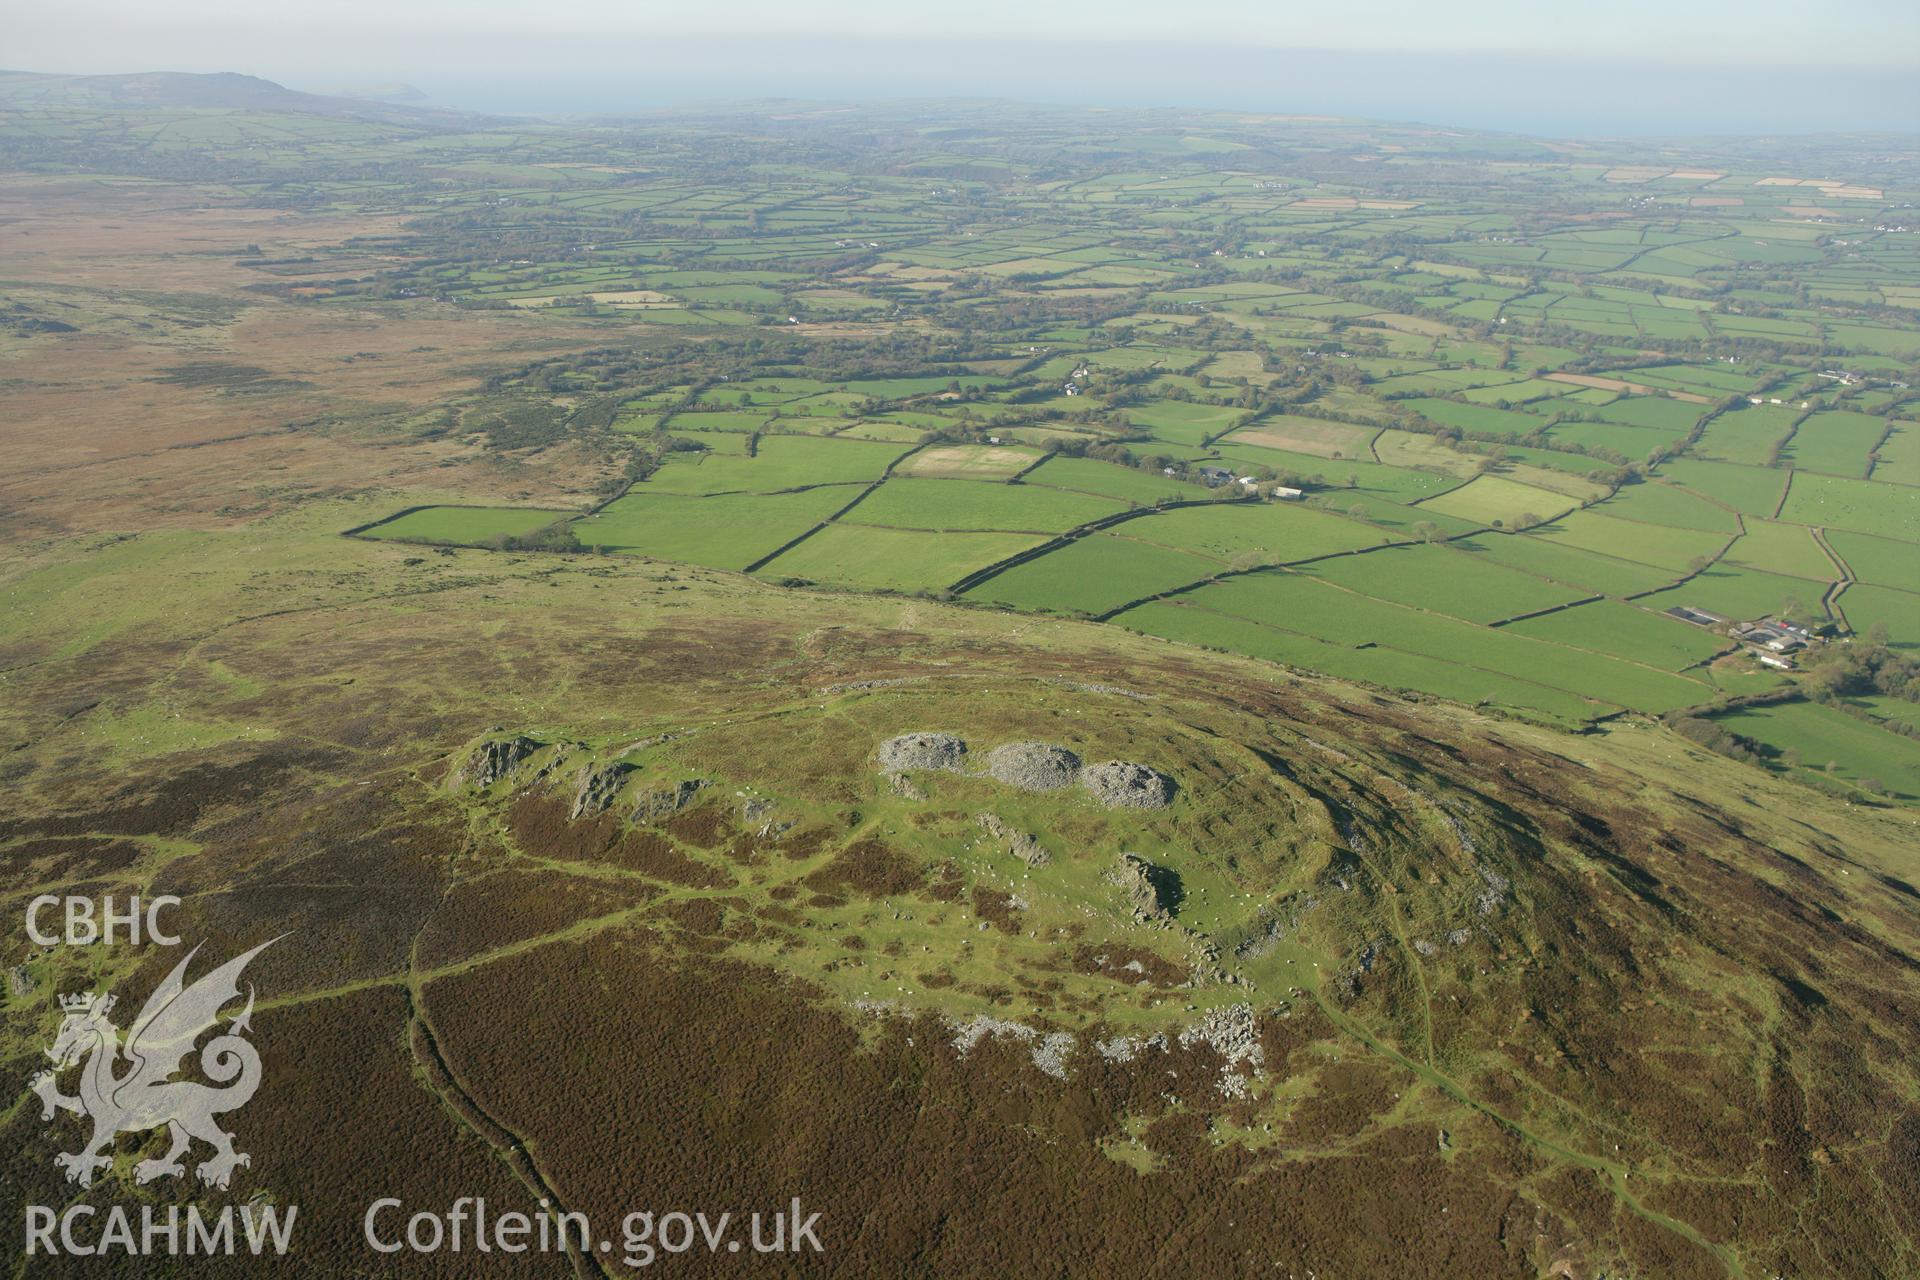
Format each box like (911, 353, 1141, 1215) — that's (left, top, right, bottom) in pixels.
(0, 519, 1915, 1277)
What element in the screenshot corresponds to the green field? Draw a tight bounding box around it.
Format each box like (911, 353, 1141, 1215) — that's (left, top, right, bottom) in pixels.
(1117, 599, 1604, 726)
(1828, 529, 1920, 592)
(1295, 543, 1585, 623)
(1121, 500, 1385, 564)
(1640, 565, 1829, 623)
(1023, 455, 1211, 504)
(1694, 405, 1800, 465)
(758, 523, 1046, 591)
(1416, 475, 1575, 527)
(1712, 700, 1920, 798)
(1724, 520, 1839, 581)
(1784, 410, 1890, 478)
(579, 488, 856, 568)
(642, 436, 911, 494)
(841, 478, 1124, 532)
(1657, 458, 1789, 515)
(965, 533, 1220, 615)
(362, 505, 575, 545)
(1779, 472, 1920, 540)
(1534, 510, 1729, 572)
(1126, 572, 1709, 717)
(1452, 532, 1677, 597)
(1596, 480, 1741, 533)
(1505, 599, 1727, 670)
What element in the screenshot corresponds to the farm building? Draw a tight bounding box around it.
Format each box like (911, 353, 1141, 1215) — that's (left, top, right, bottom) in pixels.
(1666, 605, 1726, 628)
(1732, 620, 1810, 654)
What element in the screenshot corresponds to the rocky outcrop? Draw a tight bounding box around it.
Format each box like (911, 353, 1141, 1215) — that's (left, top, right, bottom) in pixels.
(570, 762, 635, 820)
(975, 813, 1051, 868)
(948, 1014, 1074, 1080)
(633, 778, 707, 822)
(877, 732, 968, 773)
(451, 734, 542, 790)
(1111, 852, 1177, 923)
(984, 741, 1081, 791)
(1080, 761, 1175, 810)
(1178, 1002, 1264, 1097)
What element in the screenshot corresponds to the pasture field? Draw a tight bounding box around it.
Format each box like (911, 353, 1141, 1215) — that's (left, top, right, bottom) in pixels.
(580, 488, 854, 568)
(1596, 480, 1741, 533)
(1505, 599, 1728, 670)
(1657, 458, 1789, 515)
(1841, 585, 1920, 644)
(1293, 543, 1586, 623)
(1640, 565, 1827, 623)
(1871, 423, 1920, 485)
(1534, 510, 1729, 572)
(1784, 410, 1891, 478)
(1319, 493, 1483, 537)
(1416, 475, 1576, 527)
(643, 436, 911, 494)
(1224, 416, 1376, 459)
(1401, 398, 1547, 437)
(1217, 442, 1445, 498)
(262, 97, 1920, 799)
(1694, 405, 1801, 465)
(841, 478, 1124, 532)
(1121, 500, 1385, 563)
(1156, 573, 1709, 715)
(360, 505, 574, 545)
(1546, 420, 1678, 455)
(1713, 701, 1920, 798)
(964, 534, 1221, 614)
(1725, 520, 1839, 581)
(1022, 455, 1211, 504)
(1115, 600, 1603, 726)
(1123, 401, 1248, 446)
(758, 524, 1045, 592)
(894, 444, 1040, 479)
(1780, 472, 1920, 540)
(1585, 396, 1709, 433)
(1827, 529, 1920, 592)
(1851, 695, 1920, 734)
(1452, 533, 1678, 597)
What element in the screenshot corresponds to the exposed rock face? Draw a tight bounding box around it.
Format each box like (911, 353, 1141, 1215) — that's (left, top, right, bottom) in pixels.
(877, 732, 968, 773)
(570, 762, 635, 820)
(1112, 852, 1177, 923)
(452, 734, 542, 790)
(984, 741, 1081, 791)
(950, 1013, 1036, 1055)
(975, 813, 1051, 868)
(7, 965, 33, 999)
(1080, 761, 1175, 810)
(633, 778, 707, 821)
(948, 1014, 1075, 1080)
(1031, 1032, 1075, 1080)
(886, 772, 926, 801)
(1178, 1002, 1264, 1097)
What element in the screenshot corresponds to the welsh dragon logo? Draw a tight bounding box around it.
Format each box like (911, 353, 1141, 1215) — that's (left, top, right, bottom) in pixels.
(32, 939, 277, 1190)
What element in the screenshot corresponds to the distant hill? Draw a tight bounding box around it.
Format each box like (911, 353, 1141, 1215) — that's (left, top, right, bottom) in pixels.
(0, 69, 471, 126)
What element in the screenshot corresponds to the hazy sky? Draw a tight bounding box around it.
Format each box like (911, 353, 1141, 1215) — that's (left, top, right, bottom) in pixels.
(11, 0, 1920, 133)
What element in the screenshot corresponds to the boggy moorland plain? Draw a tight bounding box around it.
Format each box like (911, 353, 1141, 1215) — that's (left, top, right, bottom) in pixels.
(2, 70, 1920, 1278)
